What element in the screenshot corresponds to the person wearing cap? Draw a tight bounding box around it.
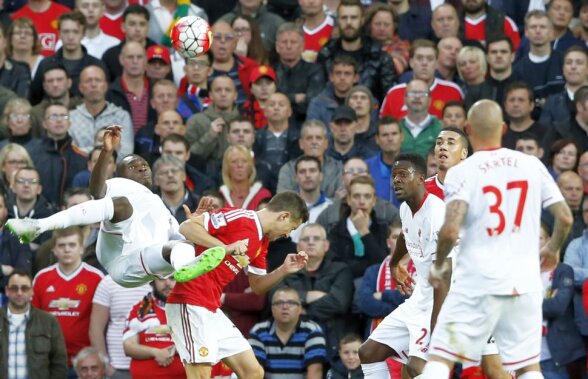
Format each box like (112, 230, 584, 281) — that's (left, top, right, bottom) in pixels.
(399, 79, 443, 157)
(146, 45, 173, 82)
(243, 65, 277, 130)
(326, 105, 377, 162)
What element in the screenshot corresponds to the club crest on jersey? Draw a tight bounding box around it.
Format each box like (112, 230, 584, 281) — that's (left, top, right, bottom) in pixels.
(76, 283, 88, 295)
(199, 346, 209, 357)
(211, 213, 227, 228)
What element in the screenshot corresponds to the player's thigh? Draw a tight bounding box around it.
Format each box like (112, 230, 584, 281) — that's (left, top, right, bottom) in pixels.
(429, 291, 502, 364)
(358, 338, 395, 363)
(493, 292, 543, 372)
(222, 349, 264, 379)
(367, 303, 417, 364)
(184, 363, 212, 379)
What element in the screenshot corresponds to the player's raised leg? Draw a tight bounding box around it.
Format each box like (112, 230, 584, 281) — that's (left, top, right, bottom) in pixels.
(222, 349, 264, 379)
(358, 339, 394, 379)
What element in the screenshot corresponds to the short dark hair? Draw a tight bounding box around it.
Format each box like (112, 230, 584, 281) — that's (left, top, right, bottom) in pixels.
(338, 0, 362, 13)
(349, 175, 375, 191)
(161, 133, 189, 152)
(442, 101, 465, 116)
(504, 81, 535, 102)
(295, 155, 322, 173)
(331, 55, 359, 74)
(339, 333, 363, 347)
(228, 115, 254, 131)
(516, 131, 542, 147)
(394, 152, 427, 177)
(265, 191, 309, 225)
(486, 35, 514, 53)
(564, 45, 588, 62)
(6, 269, 32, 285)
(410, 39, 438, 59)
(63, 187, 91, 205)
(376, 116, 401, 135)
(123, 4, 150, 22)
(439, 126, 469, 152)
(58, 10, 87, 32)
(42, 63, 70, 80)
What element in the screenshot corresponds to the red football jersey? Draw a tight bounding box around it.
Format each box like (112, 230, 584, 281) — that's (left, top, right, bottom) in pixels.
(32, 263, 104, 362)
(464, 15, 521, 51)
(167, 208, 269, 311)
(99, 14, 124, 40)
(123, 294, 185, 379)
(380, 79, 464, 119)
(425, 175, 444, 200)
(11, 2, 70, 57)
(302, 16, 334, 62)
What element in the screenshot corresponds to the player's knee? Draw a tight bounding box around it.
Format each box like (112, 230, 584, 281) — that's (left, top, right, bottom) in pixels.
(406, 360, 424, 378)
(358, 341, 379, 363)
(111, 197, 133, 223)
(234, 363, 263, 379)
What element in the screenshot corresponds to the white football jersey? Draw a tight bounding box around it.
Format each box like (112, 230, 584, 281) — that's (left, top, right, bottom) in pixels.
(444, 148, 563, 296)
(399, 193, 447, 311)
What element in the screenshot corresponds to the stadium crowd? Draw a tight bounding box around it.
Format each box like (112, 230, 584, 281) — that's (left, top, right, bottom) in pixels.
(1, 0, 588, 378)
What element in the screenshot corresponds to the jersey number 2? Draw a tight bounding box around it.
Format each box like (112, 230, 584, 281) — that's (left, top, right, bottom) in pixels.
(482, 180, 528, 236)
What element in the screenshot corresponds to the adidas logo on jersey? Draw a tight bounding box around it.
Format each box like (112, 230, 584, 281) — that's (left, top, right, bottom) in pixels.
(46, 285, 55, 292)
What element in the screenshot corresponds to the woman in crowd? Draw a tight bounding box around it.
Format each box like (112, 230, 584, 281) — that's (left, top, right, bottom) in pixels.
(456, 46, 487, 95)
(6, 18, 43, 78)
(548, 139, 579, 180)
(0, 98, 41, 149)
(0, 143, 34, 197)
(231, 14, 269, 65)
(219, 145, 271, 210)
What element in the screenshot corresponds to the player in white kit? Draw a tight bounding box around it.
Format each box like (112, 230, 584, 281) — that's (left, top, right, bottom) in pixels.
(358, 153, 452, 379)
(421, 100, 573, 379)
(5, 126, 225, 287)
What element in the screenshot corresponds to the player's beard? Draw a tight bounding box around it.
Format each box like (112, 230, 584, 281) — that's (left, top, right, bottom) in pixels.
(341, 26, 362, 42)
(464, 1, 485, 14)
(153, 287, 168, 303)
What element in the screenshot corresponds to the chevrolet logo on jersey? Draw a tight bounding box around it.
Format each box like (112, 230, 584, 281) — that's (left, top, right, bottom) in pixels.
(49, 298, 80, 310)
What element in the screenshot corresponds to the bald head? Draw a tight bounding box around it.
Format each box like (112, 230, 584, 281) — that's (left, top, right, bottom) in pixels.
(467, 100, 504, 141)
(557, 170, 583, 188)
(558, 171, 583, 210)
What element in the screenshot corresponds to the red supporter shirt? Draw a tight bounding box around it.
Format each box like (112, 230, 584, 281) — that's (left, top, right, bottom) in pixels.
(123, 294, 186, 379)
(302, 16, 334, 62)
(464, 15, 521, 51)
(380, 79, 463, 119)
(167, 208, 269, 311)
(99, 13, 124, 40)
(11, 2, 70, 57)
(424, 175, 444, 200)
(32, 263, 104, 363)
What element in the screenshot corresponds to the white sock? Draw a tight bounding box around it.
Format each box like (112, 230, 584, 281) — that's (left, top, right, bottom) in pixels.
(170, 242, 197, 270)
(421, 361, 450, 379)
(518, 372, 544, 379)
(141, 244, 175, 277)
(37, 197, 114, 233)
(361, 362, 391, 379)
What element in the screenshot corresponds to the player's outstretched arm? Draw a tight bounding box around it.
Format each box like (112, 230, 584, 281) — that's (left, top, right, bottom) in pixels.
(90, 125, 121, 199)
(433, 200, 467, 269)
(542, 201, 573, 259)
(179, 215, 227, 250)
(247, 252, 309, 294)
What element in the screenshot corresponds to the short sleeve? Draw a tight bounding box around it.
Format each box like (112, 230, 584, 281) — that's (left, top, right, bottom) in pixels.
(444, 166, 471, 205)
(304, 322, 327, 366)
(537, 159, 564, 209)
(92, 276, 112, 307)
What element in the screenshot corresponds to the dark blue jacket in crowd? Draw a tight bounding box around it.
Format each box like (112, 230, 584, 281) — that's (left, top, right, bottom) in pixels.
(513, 50, 565, 104)
(365, 152, 400, 207)
(539, 88, 574, 128)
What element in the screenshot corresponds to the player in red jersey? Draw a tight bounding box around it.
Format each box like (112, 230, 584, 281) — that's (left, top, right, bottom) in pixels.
(425, 127, 469, 199)
(165, 191, 309, 379)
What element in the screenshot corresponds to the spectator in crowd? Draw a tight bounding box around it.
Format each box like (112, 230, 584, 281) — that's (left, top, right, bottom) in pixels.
(30, 103, 88, 207)
(430, 3, 460, 40)
(0, 98, 41, 153)
(123, 278, 186, 379)
(544, 85, 588, 154)
(541, 47, 588, 128)
(0, 27, 30, 99)
(578, 0, 588, 46)
(514, 10, 565, 116)
(74, 0, 119, 59)
(346, 85, 379, 151)
(220, 0, 284, 49)
(465, 35, 519, 109)
(380, 39, 463, 120)
(185, 75, 240, 165)
(317, 0, 396, 101)
(365, 116, 403, 206)
(435, 36, 462, 83)
(108, 41, 155, 133)
(364, 3, 411, 75)
(0, 144, 33, 197)
(307, 55, 359, 128)
(145, 0, 206, 46)
(33, 226, 104, 377)
(99, 0, 126, 40)
(274, 23, 325, 127)
(328, 175, 389, 278)
(177, 52, 212, 120)
(10, 0, 70, 57)
(145, 45, 173, 82)
(502, 82, 547, 150)
(548, 139, 580, 180)
(399, 79, 443, 157)
(316, 157, 398, 234)
(254, 92, 301, 176)
(6, 18, 44, 78)
(326, 334, 364, 379)
(327, 105, 376, 162)
(539, 223, 586, 379)
(72, 141, 117, 189)
(460, 0, 521, 50)
(277, 120, 342, 199)
(1, 269, 68, 379)
(299, 0, 334, 63)
(30, 64, 81, 132)
(516, 133, 545, 160)
(243, 65, 277, 130)
(387, 0, 433, 42)
(283, 223, 355, 359)
(231, 14, 269, 65)
(249, 286, 327, 379)
(153, 155, 197, 224)
(289, 156, 333, 243)
(102, 5, 156, 81)
(456, 45, 487, 95)
(90, 275, 151, 379)
(219, 145, 272, 210)
(441, 101, 466, 130)
(160, 134, 216, 196)
(73, 347, 109, 379)
(70, 65, 134, 159)
(31, 11, 107, 106)
(578, 151, 588, 195)
(209, 21, 259, 107)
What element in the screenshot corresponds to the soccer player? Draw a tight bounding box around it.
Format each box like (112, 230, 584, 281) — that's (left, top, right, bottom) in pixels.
(358, 153, 450, 379)
(5, 126, 224, 288)
(165, 191, 310, 379)
(422, 100, 573, 379)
